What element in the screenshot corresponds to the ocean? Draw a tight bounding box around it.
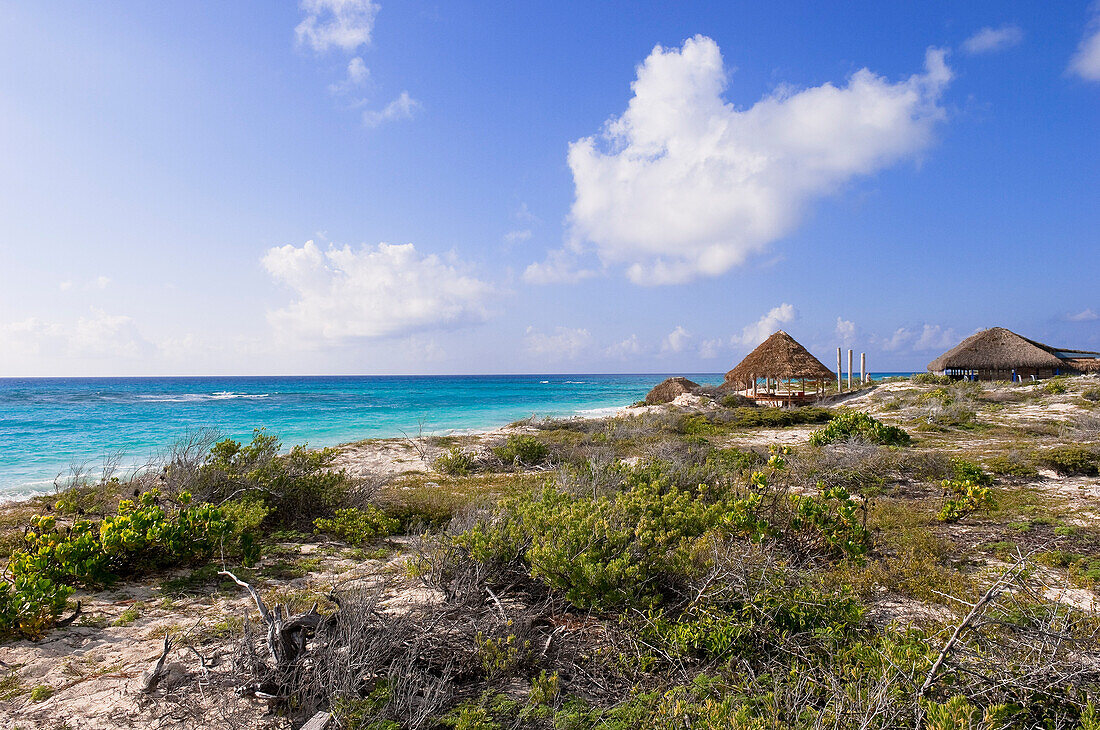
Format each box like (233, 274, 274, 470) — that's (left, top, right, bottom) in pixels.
(0, 372, 916, 501)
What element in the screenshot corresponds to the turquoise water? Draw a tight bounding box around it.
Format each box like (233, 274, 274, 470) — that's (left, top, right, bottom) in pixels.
(0, 372, 916, 501)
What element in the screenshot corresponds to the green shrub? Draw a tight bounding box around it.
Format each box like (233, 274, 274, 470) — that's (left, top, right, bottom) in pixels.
(1, 490, 230, 638)
(1037, 446, 1099, 476)
(949, 457, 993, 487)
(984, 454, 1037, 479)
(435, 448, 474, 476)
(451, 461, 871, 612)
(937, 479, 996, 523)
(1043, 377, 1069, 395)
(196, 429, 349, 529)
(1083, 386, 1100, 402)
(809, 412, 911, 447)
(725, 407, 833, 429)
(913, 373, 953, 385)
(492, 435, 549, 467)
(313, 507, 399, 544)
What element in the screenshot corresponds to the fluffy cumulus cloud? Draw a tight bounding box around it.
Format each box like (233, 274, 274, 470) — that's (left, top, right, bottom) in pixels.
(1070, 9, 1100, 81)
(363, 91, 421, 128)
(735, 303, 796, 347)
(262, 240, 492, 340)
(1068, 308, 1099, 322)
(661, 325, 692, 353)
(880, 324, 957, 352)
(962, 25, 1024, 55)
(835, 317, 856, 344)
(296, 0, 379, 53)
(0, 309, 152, 362)
(565, 35, 952, 285)
(605, 334, 642, 359)
(523, 326, 592, 361)
(522, 249, 597, 285)
(698, 338, 723, 359)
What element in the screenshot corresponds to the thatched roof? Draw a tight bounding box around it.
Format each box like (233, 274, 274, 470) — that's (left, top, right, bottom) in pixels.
(645, 377, 701, 405)
(725, 331, 835, 387)
(1064, 358, 1100, 374)
(927, 328, 1065, 372)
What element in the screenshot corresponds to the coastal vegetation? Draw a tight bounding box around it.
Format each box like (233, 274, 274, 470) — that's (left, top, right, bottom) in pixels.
(2, 375, 1100, 728)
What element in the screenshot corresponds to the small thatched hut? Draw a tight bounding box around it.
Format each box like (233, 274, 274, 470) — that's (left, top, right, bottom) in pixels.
(928, 327, 1100, 381)
(725, 331, 835, 405)
(645, 377, 701, 405)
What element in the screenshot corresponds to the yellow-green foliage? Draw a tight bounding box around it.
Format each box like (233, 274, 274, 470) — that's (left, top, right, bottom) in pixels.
(435, 448, 475, 475)
(452, 461, 871, 612)
(0, 490, 230, 638)
(197, 429, 350, 528)
(492, 435, 549, 467)
(313, 506, 398, 544)
(809, 412, 911, 447)
(937, 479, 996, 523)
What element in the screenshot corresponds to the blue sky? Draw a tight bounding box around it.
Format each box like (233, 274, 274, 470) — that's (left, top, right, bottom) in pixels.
(1, 1, 1098, 376)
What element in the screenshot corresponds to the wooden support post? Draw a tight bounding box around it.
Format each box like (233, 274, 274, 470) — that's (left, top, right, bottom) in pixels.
(860, 352, 866, 384)
(837, 348, 842, 391)
(847, 349, 853, 391)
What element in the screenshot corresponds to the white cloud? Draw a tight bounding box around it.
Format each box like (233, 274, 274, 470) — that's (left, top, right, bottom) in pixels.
(566, 35, 952, 285)
(503, 229, 532, 245)
(262, 240, 493, 340)
(59, 280, 73, 291)
(605, 334, 642, 359)
(880, 324, 956, 352)
(522, 249, 597, 285)
(329, 56, 370, 94)
(0, 309, 151, 361)
(93, 275, 111, 290)
(296, 0, 379, 53)
(523, 326, 592, 361)
(835, 317, 856, 344)
(698, 338, 723, 359)
(362, 91, 420, 128)
(1069, 308, 1099, 322)
(1070, 9, 1100, 81)
(661, 325, 691, 353)
(915, 324, 957, 351)
(962, 25, 1024, 55)
(734, 303, 796, 347)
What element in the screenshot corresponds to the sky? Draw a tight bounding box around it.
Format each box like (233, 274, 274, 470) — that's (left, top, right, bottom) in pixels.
(1, 0, 1098, 377)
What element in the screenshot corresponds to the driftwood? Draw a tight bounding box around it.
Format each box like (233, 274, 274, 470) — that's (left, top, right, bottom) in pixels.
(219, 570, 326, 700)
(299, 711, 332, 730)
(140, 631, 175, 693)
(56, 601, 82, 627)
(918, 555, 1029, 697)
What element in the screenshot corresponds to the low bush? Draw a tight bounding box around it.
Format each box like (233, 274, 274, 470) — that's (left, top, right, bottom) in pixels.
(721, 406, 833, 429)
(938, 479, 997, 523)
(1083, 386, 1100, 402)
(1043, 377, 1069, 395)
(808, 412, 911, 447)
(448, 460, 871, 612)
(193, 429, 350, 529)
(492, 435, 549, 467)
(1, 490, 231, 637)
(314, 507, 399, 544)
(1037, 446, 1100, 476)
(435, 448, 475, 476)
(913, 373, 953, 385)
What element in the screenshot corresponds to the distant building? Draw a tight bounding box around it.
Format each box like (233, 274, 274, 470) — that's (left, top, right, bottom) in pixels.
(725, 330, 835, 405)
(927, 327, 1100, 381)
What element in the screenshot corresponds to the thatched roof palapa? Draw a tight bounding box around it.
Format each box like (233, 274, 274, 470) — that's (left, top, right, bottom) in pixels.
(725, 331, 835, 388)
(927, 328, 1065, 373)
(645, 377, 701, 405)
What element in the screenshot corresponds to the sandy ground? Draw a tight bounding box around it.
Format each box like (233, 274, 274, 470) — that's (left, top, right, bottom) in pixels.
(1, 542, 422, 730)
